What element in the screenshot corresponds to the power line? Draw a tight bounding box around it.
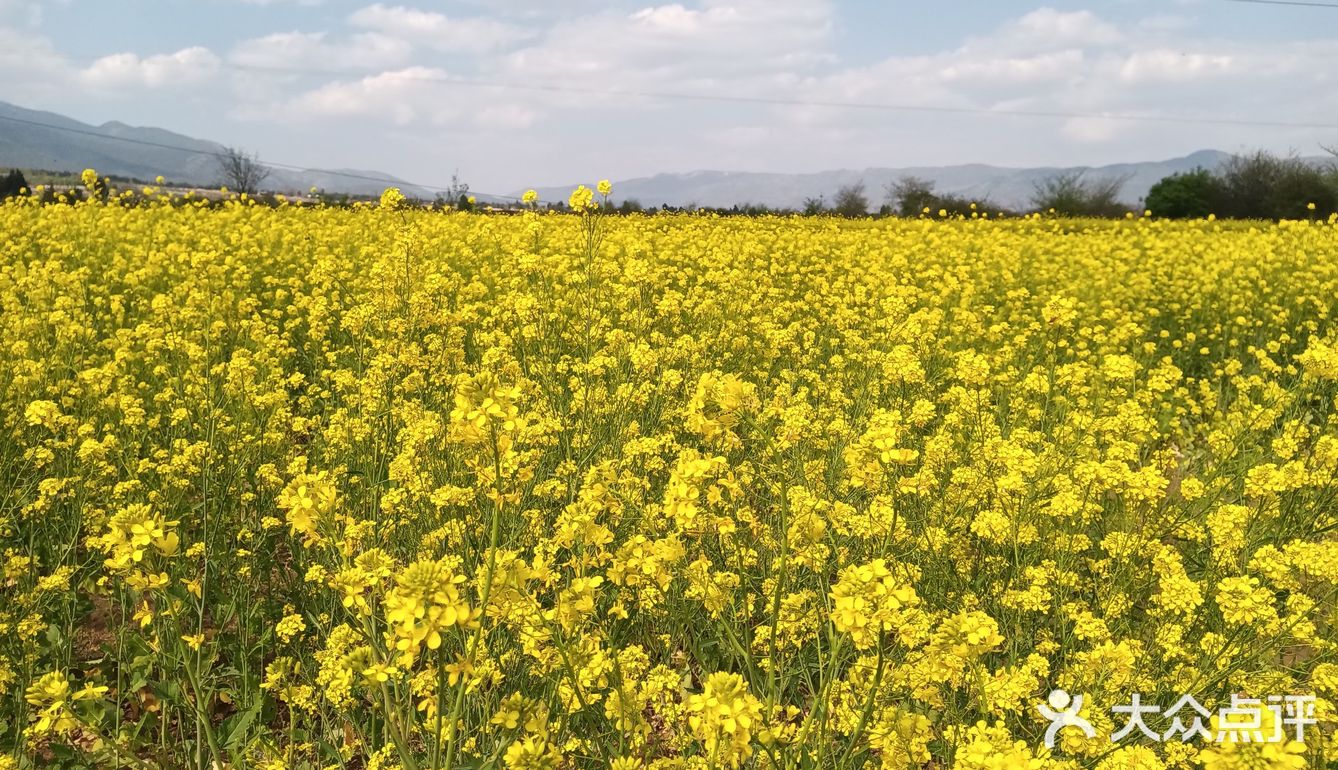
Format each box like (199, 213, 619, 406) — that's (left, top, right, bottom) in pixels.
(0, 112, 532, 201)
(230, 63, 1338, 132)
(1224, 0, 1338, 7)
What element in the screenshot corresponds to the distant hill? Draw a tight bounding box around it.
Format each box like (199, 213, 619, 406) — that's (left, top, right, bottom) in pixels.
(523, 150, 1330, 212)
(0, 100, 434, 198)
(5, 99, 1329, 210)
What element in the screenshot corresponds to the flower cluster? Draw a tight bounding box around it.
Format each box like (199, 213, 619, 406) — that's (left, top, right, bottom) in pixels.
(686, 672, 764, 767)
(94, 503, 180, 571)
(829, 559, 920, 649)
(384, 558, 477, 664)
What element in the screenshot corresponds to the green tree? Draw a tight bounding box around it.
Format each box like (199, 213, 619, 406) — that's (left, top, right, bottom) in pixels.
(1145, 169, 1223, 219)
(0, 169, 29, 200)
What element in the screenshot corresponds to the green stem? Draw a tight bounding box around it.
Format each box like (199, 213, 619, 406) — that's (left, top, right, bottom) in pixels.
(432, 645, 446, 769)
(837, 631, 886, 767)
(442, 426, 508, 770)
(379, 680, 421, 770)
(181, 656, 223, 769)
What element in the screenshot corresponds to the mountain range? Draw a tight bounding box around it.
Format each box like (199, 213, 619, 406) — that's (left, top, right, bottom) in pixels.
(523, 151, 1251, 212)
(2, 99, 1325, 210)
(0, 100, 434, 198)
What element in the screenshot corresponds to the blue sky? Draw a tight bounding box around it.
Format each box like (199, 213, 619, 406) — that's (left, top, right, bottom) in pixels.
(2, 0, 1336, 193)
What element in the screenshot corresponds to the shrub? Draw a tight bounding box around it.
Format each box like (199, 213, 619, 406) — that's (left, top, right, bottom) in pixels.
(0, 169, 28, 200)
(1181, 151, 1338, 220)
(884, 176, 1004, 218)
(831, 182, 870, 217)
(1145, 168, 1224, 219)
(1030, 171, 1131, 217)
(885, 176, 938, 217)
(801, 194, 827, 215)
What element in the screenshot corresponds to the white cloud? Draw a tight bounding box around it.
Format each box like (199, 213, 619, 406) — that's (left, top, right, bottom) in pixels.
(1060, 116, 1122, 143)
(287, 66, 446, 124)
(1005, 8, 1122, 49)
(264, 0, 835, 139)
(230, 30, 411, 71)
(255, 2, 1338, 160)
(0, 25, 71, 103)
(706, 5, 1338, 160)
(1118, 49, 1235, 83)
(938, 49, 1087, 84)
(0, 23, 61, 71)
(504, 0, 835, 81)
(475, 102, 536, 130)
(348, 3, 529, 54)
(80, 47, 220, 88)
(275, 65, 547, 131)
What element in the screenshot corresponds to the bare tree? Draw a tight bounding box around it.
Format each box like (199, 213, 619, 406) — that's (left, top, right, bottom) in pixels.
(886, 176, 937, 216)
(215, 146, 271, 195)
(1216, 151, 1337, 219)
(1030, 171, 1131, 217)
(832, 181, 869, 217)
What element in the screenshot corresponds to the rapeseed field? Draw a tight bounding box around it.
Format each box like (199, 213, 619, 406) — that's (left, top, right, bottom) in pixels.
(3, 186, 1338, 769)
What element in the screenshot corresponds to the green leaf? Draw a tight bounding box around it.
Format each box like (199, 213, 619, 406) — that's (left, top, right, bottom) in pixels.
(222, 696, 264, 751)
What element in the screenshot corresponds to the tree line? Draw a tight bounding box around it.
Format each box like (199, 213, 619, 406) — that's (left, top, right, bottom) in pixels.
(194, 144, 1338, 220)
(1144, 151, 1337, 220)
(797, 149, 1338, 220)
(7, 148, 1337, 220)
